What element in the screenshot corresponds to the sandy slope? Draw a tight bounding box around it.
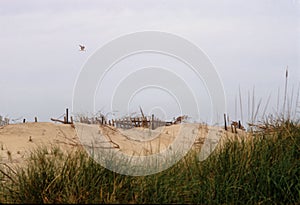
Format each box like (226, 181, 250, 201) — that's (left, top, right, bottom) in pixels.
(76, 123, 206, 156)
(0, 122, 248, 167)
(0, 122, 79, 165)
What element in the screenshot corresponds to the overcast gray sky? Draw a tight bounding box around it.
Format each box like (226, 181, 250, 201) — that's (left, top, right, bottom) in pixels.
(0, 0, 299, 124)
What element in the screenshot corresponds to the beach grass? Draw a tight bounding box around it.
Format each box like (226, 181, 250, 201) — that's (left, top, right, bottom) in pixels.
(0, 118, 299, 204)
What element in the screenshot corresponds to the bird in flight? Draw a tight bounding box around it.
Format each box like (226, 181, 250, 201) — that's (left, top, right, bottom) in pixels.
(79, 44, 85, 51)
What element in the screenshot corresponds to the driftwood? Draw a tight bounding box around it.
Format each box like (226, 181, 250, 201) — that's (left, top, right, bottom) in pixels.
(50, 118, 73, 124)
(139, 106, 148, 128)
(50, 108, 72, 124)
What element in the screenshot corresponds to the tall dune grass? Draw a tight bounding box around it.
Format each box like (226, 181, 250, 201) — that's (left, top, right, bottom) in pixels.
(0, 119, 299, 204)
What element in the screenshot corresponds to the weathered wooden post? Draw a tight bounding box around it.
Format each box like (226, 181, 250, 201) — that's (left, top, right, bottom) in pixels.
(70, 116, 73, 124)
(23, 119, 26, 123)
(152, 114, 154, 130)
(34, 117, 38, 122)
(227, 114, 230, 129)
(66, 108, 69, 124)
(224, 113, 227, 131)
(238, 120, 241, 129)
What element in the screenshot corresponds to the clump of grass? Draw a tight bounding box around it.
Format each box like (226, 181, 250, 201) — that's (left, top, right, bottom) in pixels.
(0, 120, 299, 204)
(199, 120, 299, 204)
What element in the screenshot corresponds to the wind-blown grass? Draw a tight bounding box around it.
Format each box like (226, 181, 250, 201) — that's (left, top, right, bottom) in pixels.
(0, 119, 299, 204)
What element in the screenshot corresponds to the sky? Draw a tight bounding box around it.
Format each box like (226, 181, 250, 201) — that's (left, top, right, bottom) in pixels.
(0, 0, 299, 125)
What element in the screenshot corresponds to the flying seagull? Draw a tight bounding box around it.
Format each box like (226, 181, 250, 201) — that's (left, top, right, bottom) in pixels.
(79, 44, 85, 51)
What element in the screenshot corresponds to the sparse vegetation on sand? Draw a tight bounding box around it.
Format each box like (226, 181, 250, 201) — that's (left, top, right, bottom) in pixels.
(0, 118, 299, 204)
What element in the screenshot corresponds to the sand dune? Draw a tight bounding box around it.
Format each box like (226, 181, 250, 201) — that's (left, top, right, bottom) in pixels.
(0, 122, 78, 165)
(0, 122, 248, 168)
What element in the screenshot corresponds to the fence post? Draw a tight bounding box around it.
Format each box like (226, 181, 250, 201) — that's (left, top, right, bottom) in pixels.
(151, 114, 154, 130)
(66, 108, 69, 123)
(224, 113, 227, 131)
(34, 117, 38, 122)
(227, 114, 230, 129)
